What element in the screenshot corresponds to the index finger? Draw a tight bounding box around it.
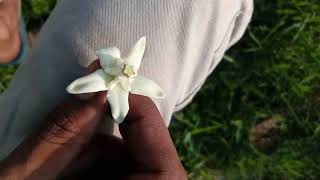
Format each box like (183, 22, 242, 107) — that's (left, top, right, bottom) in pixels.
(119, 95, 184, 172)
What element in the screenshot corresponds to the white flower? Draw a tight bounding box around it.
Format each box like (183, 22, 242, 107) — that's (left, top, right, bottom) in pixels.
(66, 37, 166, 124)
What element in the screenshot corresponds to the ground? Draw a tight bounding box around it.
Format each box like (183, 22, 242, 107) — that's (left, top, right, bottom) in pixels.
(1, 0, 319, 179)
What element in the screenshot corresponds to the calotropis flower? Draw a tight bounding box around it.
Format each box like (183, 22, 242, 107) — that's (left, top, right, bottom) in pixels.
(67, 36, 166, 124)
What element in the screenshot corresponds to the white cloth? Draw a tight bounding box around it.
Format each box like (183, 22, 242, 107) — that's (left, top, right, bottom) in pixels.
(0, 0, 253, 161)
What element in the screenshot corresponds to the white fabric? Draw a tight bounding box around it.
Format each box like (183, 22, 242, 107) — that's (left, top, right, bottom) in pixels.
(0, 0, 253, 161)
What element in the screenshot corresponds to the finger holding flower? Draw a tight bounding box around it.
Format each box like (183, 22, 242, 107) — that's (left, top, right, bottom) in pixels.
(67, 37, 166, 124)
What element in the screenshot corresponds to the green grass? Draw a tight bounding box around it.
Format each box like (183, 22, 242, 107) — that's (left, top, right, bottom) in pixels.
(170, 0, 320, 179)
(1, 0, 320, 179)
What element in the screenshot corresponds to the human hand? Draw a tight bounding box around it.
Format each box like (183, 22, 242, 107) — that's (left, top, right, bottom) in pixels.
(65, 94, 187, 180)
(0, 62, 187, 180)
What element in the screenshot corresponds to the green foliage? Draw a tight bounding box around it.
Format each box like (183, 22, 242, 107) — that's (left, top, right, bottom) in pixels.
(0, 65, 17, 92)
(0, 0, 319, 179)
(170, 0, 320, 179)
(21, 0, 57, 30)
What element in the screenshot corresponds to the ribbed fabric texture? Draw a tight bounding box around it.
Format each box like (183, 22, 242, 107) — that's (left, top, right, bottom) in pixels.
(0, 0, 253, 161)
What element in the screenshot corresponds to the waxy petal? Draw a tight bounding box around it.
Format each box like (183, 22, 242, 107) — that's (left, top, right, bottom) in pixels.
(124, 36, 146, 71)
(120, 77, 132, 91)
(107, 77, 121, 90)
(130, 75, 166, 99)
(67, 69, 112, 94)
(96, 47, 123, 76)
(96, 47, 121, 63)
(107, 76, 131, 91)
(107, 86, 130, 124)
(67, 36, 166, 124)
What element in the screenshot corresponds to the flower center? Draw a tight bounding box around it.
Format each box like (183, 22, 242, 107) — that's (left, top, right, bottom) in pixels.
(122, 64, 136, 78)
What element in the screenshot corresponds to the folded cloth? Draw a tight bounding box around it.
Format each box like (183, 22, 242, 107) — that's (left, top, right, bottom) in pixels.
(0, 0, 253, 161)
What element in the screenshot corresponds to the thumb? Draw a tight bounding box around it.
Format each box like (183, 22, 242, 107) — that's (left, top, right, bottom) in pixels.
(0, 92, 107, 180)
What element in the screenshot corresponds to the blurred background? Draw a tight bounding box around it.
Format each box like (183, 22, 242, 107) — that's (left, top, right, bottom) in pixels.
(0, 0, 319, 179)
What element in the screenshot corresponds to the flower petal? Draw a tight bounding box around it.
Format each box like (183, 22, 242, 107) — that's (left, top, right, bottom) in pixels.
(130, 75, 166, 99)
(107, 77, 121, 90)
(96, 47, 121, 63)
(124, 36, 146, 71)
(96, 47, 123, 76)
(67, 69, 111, 94)
(107, 86, 130, 124)
(120, 77, 132, 91)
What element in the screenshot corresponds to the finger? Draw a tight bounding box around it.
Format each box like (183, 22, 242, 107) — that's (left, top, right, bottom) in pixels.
(61, 134, 131, 178)
(0, 92, 107, 180)
(119, 95, 185, 172)
(86, 60, 101, 74)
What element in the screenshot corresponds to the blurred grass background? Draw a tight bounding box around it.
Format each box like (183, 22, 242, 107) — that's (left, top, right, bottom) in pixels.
(1, 0, 320, 179)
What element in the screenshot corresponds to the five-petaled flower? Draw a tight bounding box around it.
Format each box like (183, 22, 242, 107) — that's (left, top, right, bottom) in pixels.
(67, 37, 166, 124)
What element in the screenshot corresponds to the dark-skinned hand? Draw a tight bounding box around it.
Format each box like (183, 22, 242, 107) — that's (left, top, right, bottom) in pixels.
(0, 61, 187, 180)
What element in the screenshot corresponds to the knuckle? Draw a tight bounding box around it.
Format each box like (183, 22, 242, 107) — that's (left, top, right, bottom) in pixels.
(42, 105, 82, 143)
(0, 159, 28, 179)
